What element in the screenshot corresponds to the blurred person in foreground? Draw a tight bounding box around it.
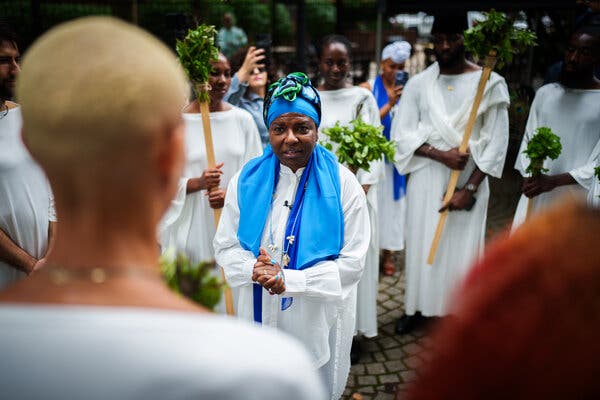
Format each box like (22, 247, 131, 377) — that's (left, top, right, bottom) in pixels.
(214, 72, 369, 400)
(360, 40, 412, 276)
(402, 199, 600, 400)
(0, 21, 55, 289)
(0, 16, 325, 400)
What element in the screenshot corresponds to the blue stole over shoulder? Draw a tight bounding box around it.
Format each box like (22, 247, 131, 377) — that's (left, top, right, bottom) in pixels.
(237, 144, 344, 323)
(373, 75, 406, 200)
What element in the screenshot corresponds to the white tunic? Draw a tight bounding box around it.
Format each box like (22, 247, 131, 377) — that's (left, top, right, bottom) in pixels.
(319, 87, 384, 338)
(0, 305, 326, 400)
(392, 63, 509, 316)
(588, 157, 600, 208)
(159, 106, 262, 265)
(0, 107, 55, 289)
(214, 163, 369, 400)
(512, 84, 600, 227)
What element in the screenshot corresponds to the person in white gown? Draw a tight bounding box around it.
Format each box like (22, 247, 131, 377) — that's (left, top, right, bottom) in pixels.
(316, 34, 383, 361)
(159, 52, 262, 312)
(0, 22, 55, 289)
(0, 17, 325, 400)
(391, 14, 509, 334)
(512, 26, 600, 228)
(360, 40, 412, 277)
(214, 72, 370, 400)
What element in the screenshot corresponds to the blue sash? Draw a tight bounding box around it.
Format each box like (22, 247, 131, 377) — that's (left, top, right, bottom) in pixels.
(237, 145, 344, 323)
(373, 75, 406, 200)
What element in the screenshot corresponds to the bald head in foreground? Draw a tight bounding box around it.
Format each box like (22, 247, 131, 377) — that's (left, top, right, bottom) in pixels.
(0, 17, 325, 400)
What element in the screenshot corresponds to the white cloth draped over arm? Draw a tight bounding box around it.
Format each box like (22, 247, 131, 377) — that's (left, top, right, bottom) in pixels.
(570, 139, 600, 190)
(392, 75, 432, 174)
(467, 78, 510, 178)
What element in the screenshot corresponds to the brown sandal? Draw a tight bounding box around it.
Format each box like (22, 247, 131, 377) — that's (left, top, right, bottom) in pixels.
(383, 260, 396, 276)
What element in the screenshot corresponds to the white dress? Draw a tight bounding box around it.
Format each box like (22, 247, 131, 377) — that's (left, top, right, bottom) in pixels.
(512, 84, 600, 227)
(0, 305, 326, 400)
(214, 164, 369, 400)
(392, 63, 509, 316)
(0, 107, 55, 289)
(159, 107, 262, 264)
(319, 87, 384, 339)
(368, 77, 407, 251)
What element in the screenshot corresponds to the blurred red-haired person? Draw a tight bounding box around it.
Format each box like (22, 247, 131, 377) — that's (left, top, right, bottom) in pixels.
(402, 199, 600, 400)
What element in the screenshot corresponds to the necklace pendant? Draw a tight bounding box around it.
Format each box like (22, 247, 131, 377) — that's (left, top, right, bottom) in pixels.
(267, 243, 278, 253)
(447, 85, 454, 91)
(282, 254, 290, 267)
(286, 235, 295, 245)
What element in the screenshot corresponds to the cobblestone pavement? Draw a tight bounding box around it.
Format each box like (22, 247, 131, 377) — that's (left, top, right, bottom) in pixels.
(342, 169, 522, 400)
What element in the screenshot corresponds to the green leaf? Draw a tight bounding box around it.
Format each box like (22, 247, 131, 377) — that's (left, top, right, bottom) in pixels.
(523, 126, 562, 176)
(464, 9, 537, 69)
(321, 117, 396, 173)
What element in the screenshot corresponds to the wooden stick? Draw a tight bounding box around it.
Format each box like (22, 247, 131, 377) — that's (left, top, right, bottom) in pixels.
(197, 88, 234, 316)
(427, 53, 497, 265)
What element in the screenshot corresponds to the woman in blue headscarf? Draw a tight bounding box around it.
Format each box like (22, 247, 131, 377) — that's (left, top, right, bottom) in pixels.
(214, 72, 370, 400)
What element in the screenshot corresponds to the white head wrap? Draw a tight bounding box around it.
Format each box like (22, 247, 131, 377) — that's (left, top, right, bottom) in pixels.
(381, 41, 411, 63)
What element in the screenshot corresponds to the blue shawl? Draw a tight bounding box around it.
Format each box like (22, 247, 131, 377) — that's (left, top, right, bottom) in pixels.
(373, 75, 406, 200)
(237, 144, 344, 322)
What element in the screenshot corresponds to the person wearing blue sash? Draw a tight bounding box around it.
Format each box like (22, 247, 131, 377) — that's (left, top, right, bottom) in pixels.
(214, 72, 370, 399)
(360, 40, 411, 276)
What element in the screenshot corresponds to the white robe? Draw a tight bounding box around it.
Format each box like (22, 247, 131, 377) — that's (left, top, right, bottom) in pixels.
(588, 157, 600, 208)
(319, 87, 384, 338)
(159, 106, 262, 264)
(512, 84, 600, 227)
(0, 305, 327, 400)
(214, 163, 369, 400)
(392, 63, 509, 316)
(368, 77, 407, 251)
(0, 107, 55, 289)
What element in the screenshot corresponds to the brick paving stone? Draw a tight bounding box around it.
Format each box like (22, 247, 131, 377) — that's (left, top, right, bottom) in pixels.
(402, 342, 424, 356)
(373, 351, 386, 362)
(378, 336, 400, 349)
(373, 393, 394, 400)
(400, 370, 418, 383)
(358, 375, 378, 386)
(383, 347, 405, 359)
(365, 362, 386, 375)
(379, 374, 401, 384)
(384, 360, 408, 372)
(404, 355, 424, 369)
(351, 363, 366, 375)
(363, 339, 380, 352)
(381, 299, 401, 310)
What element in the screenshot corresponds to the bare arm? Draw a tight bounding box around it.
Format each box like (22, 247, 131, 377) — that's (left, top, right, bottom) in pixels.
(0, 227, 36, 274)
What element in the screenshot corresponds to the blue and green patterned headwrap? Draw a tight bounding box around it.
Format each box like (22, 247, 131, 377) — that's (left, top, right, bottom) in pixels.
(263, 72, 321, 128)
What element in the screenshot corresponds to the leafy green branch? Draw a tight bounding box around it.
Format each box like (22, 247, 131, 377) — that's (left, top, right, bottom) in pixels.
(321, 117, 395, 173)
(175, 24, 219, 103)
(523, 127, 562, 176)
(464, 9, 537, 69)
(160, 249, 224, 311)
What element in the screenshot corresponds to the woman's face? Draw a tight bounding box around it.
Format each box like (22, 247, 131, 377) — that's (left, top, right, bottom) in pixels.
(269, 112, 318, 172)
(209, 53, 232, 102)
(319, 42, 350, 90)
(380, 58, 405, 84)
(248, 66, 268, 91)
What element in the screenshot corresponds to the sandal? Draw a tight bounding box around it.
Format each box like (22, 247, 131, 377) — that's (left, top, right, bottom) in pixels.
(383, 260, 396, 276)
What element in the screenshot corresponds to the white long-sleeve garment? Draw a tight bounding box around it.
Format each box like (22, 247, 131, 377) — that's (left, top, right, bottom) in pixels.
(319, 86, 383, 338)
(512, 84, 600, 228)
(0, 107, 55, 289)
(0, 305, 327, 400)
(159, 107, 262, 265)
(214, 162, 369, 400)
(392, 63, 509, 316)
